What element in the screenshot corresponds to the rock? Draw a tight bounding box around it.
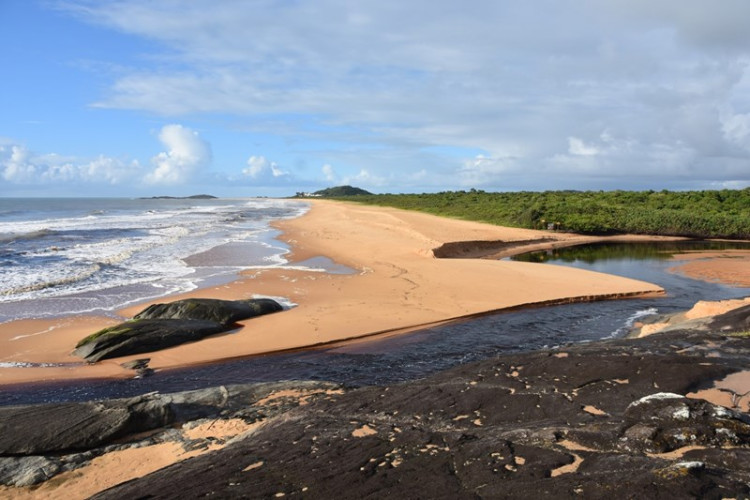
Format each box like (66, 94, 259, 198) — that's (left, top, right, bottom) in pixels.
(0, 401, 134, 455)
(708, 304, 750, 333)
(120, 358, 150, 370)
(73, 298, 284, 362)
(73, 318, 227, 362)
(0, 381, 339, 458)
(121, 358, 154, 378)
(622, 393, 750, 453)
(133, 298, 284, 326)
(0, 456, 61, 487)
(94, 330, 750, 499)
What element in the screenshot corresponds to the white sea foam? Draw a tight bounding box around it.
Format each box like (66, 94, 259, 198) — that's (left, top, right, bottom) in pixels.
(602, 307, 659, 339)
(253, 294, 298, 310)
(0, 198, 310, 322)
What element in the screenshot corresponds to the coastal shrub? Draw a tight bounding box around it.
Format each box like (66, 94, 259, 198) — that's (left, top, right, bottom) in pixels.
(341, 188, 750, 239)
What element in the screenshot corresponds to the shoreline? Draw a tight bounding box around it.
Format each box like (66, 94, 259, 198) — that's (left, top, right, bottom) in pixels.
(0, 200, 722, 388)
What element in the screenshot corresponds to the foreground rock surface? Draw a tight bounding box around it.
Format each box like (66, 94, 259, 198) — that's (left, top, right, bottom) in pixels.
(4, 304, 750, 498)
(73, 298, 284, 362)
(97, 304, 750, 499)
(0, 381, 341, 488)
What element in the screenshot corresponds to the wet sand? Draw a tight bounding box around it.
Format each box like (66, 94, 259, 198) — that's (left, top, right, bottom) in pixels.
(0, 200, 672, 387)
(669, 249, 750, 288)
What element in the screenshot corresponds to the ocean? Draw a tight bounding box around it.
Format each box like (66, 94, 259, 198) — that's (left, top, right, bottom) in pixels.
(0, 197, 312, 323)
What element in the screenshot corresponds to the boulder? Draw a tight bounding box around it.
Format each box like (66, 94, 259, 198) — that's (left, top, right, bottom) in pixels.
(133, 298, 283, 326)
(73, 319, 226, 362)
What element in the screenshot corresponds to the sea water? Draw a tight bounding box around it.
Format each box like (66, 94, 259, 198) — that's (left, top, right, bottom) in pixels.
(0, 197, 312, 323)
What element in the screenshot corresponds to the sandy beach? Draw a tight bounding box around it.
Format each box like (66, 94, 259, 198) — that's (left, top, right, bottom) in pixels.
(0, 200, 704, 387)
(668, 249, 750, 288)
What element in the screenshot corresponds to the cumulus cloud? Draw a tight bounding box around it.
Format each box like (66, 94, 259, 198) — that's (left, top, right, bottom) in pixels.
(1, 141, 140, 186)
(342, 168, 387, 187)
(144, 124, 211, 185)
(242, 155, 288, 181)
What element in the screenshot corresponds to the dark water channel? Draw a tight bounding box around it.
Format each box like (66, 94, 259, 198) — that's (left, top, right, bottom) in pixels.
(4, 240, 750, 405)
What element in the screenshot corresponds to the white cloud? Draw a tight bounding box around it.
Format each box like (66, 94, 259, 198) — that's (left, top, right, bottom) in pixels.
(721, 111, 750, 150)
(568, 137, 599, 156)
(58, 1, 750, 191)
(321, 164, 336, 182)
(1, 141, 140, 186)
(342, 168, 387, 187)
(144, 124, 211, 185)
(242, 155, 288, 181)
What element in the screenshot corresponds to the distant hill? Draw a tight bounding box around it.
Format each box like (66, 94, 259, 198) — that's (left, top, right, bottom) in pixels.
(296, 186, 373, 198)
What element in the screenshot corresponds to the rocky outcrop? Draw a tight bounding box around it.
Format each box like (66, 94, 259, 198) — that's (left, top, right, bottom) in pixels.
(133, 298, 284, 326)
(73, 319, 227, 362)
(95, 325, 750, 499)
(0, 381, 341, 487)
(73, 298, 284, 362)
(7, 301, 750, 497)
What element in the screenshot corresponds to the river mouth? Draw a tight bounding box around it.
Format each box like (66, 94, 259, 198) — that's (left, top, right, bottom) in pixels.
(3, 240, 750, 406)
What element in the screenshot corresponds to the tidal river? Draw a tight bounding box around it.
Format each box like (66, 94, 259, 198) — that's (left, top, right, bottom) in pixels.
(3, 241, 750, 405)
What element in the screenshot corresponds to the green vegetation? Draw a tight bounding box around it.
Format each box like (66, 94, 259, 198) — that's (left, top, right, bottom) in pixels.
(296, 185, 373, 197)
(75, 321, 138, 348)
(337, 188, 750, 239)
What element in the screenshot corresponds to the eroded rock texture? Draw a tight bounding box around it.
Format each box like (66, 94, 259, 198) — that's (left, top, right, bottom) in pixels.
(95, 329, 750, 499)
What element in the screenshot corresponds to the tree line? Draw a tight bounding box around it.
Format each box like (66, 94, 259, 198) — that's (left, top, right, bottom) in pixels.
(331, 188, 750, 239)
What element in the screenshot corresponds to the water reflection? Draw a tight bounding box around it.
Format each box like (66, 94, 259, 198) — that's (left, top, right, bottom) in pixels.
(511, 240, 750, 264)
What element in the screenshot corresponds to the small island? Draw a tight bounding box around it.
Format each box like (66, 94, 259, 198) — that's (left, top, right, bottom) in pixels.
(140, 194, 218, 200)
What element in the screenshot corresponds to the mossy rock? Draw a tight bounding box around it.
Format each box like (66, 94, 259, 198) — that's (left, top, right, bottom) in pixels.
(75, 321, 142, 349)
(73, 319, 227, 362)
(133, 298, 283, 326)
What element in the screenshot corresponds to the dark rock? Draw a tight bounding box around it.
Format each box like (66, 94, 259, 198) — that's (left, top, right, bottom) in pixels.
(0, 401, 134, 455)
(0, 381, 341, 487)
(94, 331, 750, 499)
(73, 298, 284, 362)
(621, 392, 750, 453)
(133, 298, 283, 326)
(708, 304, 750, 333)
(0, 456, 61, 487)
(73, 318, 226, 362)
(120, 358, 151, 370)
(0, 381, 338, 458)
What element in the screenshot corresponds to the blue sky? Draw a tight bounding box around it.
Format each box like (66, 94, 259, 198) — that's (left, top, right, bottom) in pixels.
(2, 0, 750, 197)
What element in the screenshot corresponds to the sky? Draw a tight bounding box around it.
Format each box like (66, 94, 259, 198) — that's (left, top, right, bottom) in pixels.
(2, 0, 750, 197)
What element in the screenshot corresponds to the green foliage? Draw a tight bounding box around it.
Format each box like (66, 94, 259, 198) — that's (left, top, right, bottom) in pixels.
(75, 321, 138, 348)
(298, 185, 372, 197)
(345, 188, 750, 239)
